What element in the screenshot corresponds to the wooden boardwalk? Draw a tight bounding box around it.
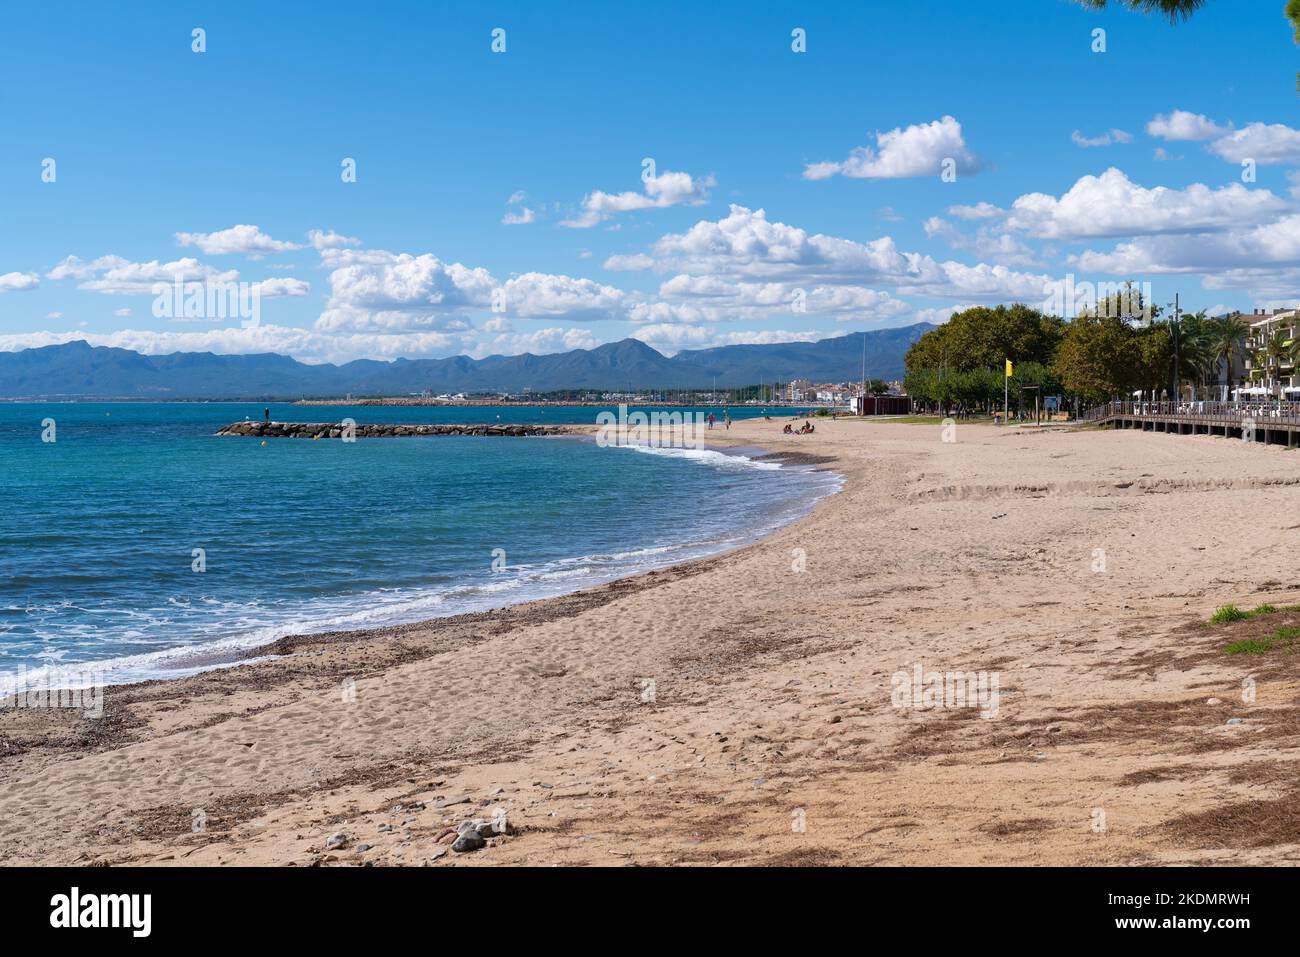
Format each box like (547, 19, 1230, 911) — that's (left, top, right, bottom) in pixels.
(1086, 403, 1300, 447)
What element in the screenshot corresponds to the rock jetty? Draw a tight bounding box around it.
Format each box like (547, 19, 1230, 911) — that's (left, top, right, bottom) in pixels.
(216, 421, 580, 439)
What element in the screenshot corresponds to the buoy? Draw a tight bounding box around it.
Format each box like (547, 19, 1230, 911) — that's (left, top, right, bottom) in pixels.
(261, 441, 267, 446)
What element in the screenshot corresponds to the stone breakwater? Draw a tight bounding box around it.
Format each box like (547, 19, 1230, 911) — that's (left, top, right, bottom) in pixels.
(216, 421, 582, 439)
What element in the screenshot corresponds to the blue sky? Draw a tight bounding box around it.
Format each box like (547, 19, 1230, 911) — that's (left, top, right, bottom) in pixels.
(3, 0, 1300, 363)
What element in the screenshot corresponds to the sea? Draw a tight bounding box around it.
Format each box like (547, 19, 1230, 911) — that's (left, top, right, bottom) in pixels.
(0, 402, 840, 685)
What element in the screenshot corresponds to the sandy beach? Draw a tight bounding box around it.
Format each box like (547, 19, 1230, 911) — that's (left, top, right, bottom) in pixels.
(2, 417, 1299, 866)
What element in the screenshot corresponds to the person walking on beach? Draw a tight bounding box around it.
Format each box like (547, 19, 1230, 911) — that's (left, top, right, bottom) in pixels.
(708, 412, 716, 430)
(723, 410, 731, 430)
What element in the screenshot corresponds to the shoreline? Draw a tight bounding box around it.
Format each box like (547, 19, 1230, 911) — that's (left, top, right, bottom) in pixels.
(12, 436, 840, 690)
(5, 418, 1300, 866)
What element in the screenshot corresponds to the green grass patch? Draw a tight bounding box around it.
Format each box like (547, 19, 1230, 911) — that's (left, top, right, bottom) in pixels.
(1207, 603, 1291, 625)
(1209, 604, 1251, 624)
(1224, 626, 1300, 656)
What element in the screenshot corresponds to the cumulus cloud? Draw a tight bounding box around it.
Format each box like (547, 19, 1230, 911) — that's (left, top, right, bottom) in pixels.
(1004, 168, 1288, 240)
(307, 229, 361, 250)
(602, 253, 656, 271)
(474, 326, 600, 357)
(1207, 121, 1300, 165)
(947, 202, 1004, 221)
(499, 272, 627, 320)
(628, 275, 910, 325)
(803, 116, 979, 180)
(251, 277, 311, 298)
(561, 170, 714, 228)
(502, 191, 537, 225)
(46, 255, 240, 294)
(1071, 128, 1133, 148)
(1146, 110, 1230, 142)
(630, 323, 826, 355)
(0, 271, 40, 292)
(1074, 212, 1300, 276)
(175, 224, 301, 257)
(631, 204, 1049, 301)
(315, 250, 496, 333)
(923, 217, 1041, 267)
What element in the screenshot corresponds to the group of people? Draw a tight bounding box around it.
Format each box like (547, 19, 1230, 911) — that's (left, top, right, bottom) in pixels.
(783, 419, 816, 435)
(706, 411, 732, 430)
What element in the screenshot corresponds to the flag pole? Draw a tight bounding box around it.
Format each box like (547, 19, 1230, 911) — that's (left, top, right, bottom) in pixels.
(1003, 358, 1010, 425)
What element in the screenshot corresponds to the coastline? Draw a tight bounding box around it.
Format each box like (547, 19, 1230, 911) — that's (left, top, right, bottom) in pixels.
(4, 418, 1300, 866)
(11, 431, 840, 689)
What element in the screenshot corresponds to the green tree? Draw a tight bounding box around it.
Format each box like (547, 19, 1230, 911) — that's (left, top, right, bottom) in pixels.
(1205, 313, 1249, 398)
(1053, 314, 1141, 402)
(905, 304, 1065, 374)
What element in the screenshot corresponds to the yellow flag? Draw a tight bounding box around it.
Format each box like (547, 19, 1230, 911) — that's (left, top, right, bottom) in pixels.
(1005, 359, 1014, 377)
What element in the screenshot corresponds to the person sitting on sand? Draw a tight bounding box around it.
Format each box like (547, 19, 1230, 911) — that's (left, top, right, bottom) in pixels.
(783, 422, 794, 434)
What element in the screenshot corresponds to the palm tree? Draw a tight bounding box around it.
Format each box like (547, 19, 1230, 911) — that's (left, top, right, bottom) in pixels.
(1080, 3, 1300, 94)
(1206, 314, 1249, 400)
(1077, 2, 1206, 21)
(1170, 311, 1211, 399)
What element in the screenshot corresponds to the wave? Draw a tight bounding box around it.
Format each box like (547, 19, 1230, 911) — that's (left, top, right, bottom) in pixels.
(3, 442, 842, 687)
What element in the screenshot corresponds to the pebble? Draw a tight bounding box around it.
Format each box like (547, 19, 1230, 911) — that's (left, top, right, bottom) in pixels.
(1206, 698, 1222, 705)
(355, 843, 372, 852)
(325, 832, 348, 850)
(1225, 718, 1243, 726)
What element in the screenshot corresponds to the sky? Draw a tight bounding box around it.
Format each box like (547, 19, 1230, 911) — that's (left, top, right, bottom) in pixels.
(3, 0, 1300, 364)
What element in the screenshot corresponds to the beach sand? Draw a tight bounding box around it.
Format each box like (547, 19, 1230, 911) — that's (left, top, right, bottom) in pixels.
(3, 417, 1300, 866)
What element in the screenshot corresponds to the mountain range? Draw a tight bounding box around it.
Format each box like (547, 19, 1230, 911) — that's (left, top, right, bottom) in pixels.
(0, 323, 933, 399)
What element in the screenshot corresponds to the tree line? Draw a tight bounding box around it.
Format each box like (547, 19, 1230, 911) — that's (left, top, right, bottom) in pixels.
(902, 291, 1275, 415)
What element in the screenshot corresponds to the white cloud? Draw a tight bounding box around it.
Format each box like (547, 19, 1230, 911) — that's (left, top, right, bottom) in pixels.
(175, 224, 301, 256)
(629, 275, 910, 324)
(1005, 168, 1288, 240)
(947, 202, 1004, 221)
(113, 308, 132, 317)
(636, 204, 1049, 301)
(0, 271, 40, 292)
(502, 207, 536, 225)
(46, 255, 240, 294)
(1071, 128, 1133, 148)
(561, 170, 714, 228)
(803, 116, 979, 180)
(1074, 212, 1300, 276)
(629, 323, 825, 356)
(923, 217, 1041, 267)
(603, 253, 656, 271)
(502, 192, 537, 225)
(1207, 121, 1300, 165)
(45, 311, 62, 320)
(500, 272, 627, 320)
(475, 326, 600, 357)
(315, 250, 495, 333)
(252, 277, 311, 298)
(307, 229, 361, 250)
(1146, 110, 1230, 142)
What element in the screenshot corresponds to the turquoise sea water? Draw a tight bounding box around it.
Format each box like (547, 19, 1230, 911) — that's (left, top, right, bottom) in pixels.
(0, 403, 837, 683)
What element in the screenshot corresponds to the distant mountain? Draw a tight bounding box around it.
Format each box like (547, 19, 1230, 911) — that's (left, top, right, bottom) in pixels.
(0, 324, 934, 399)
